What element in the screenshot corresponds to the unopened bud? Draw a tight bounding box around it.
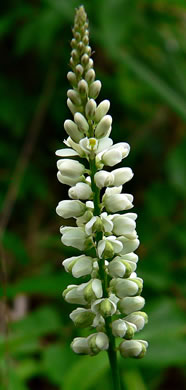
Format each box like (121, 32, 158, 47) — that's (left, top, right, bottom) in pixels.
(82, 35, 89, 45)
(67, 71, 77, 86)
(118, 296, 145, 315)
(100, 298, 113, 317)
(70, 308, 95, 328)
(85, 99, 97, 119)
(81, 53, 89, 66)
(85, 68, 96, 83)
(94, 100, 110, 122)
(119, 340, 148, 359)
(64, 119, 83, 142)
(67, 89, 81, 106)
(78, 79, 88, 96)
(95, 115, 112, 138)
(89, 80, 102, 99)
(75, 64, 84, 76)
(88, 333, 109, 355)
(74, 112, 89, 133)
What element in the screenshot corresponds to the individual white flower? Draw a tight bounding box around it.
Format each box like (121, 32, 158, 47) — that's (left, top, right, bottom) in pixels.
(56, 200, 86, 218)
(57, 171, 83, 186)
(62, 255, 93, 278)
(83, 279, 103, 302)
(104, 185, 123, 196)
(120, 252, 139, 263)
(111, 319, 136, 339)
(119, 340, 148, 359)
(110, 278, 142, 298)
(95, 115, 112, 138)
(85, 213, 113, 235)
(97, 236, 123, 259)
(124, 312, 148, 332)
(64, 119, 83, 142)
(118, 296, 145, 315)
(108, 257, 136, 278)
(87, 332, 109, 355)
(71, 337, 90, 355)
(70, 308, 95, 327)
(118, 236, 140, 255)
(60, 226, 92, 251)
(74, 112, 89, 133)
(94, 171, 114, 189)
(112, 168, 133, 186)
(63, 284, 87, 305)
(94, 99, 110, 122)
(64, 136, 84, 156)
(103, 193, 133, 213)
(91, 298, 117, 317)
(100, 143, 130, 167)
(112, 215, 136, 236)
(57, 159, 85, 178)
(68, 183, 93, 200)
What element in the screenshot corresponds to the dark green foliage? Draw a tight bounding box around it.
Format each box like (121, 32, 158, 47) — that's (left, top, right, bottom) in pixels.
(0, 1, 185, 389)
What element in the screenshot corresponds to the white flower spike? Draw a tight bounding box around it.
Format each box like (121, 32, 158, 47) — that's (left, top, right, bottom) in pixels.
(55, 5, 148, 387)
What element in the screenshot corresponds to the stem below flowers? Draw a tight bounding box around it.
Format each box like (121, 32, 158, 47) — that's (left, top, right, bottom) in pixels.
(90, 157, 121, 390)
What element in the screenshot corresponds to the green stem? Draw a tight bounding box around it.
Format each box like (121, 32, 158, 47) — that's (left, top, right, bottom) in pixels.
(90, 157, 121, 390)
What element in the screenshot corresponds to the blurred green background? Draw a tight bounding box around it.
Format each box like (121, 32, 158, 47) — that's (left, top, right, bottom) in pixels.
(0, 0, 186, 389)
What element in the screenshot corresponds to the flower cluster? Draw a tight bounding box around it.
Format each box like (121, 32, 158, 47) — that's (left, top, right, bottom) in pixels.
(56, 6, 148, 359)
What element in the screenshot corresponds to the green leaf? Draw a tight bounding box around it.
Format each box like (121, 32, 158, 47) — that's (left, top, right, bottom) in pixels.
(63, 353, 108, 390)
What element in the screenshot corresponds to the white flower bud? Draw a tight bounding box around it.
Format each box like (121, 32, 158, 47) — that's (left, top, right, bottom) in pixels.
(120, 252, 138, 263)
(60, 226, 91, 251)
(108, 257, 134, 278)
(67, 71, 77, 86)
(87, 332, 109, 355)
(57, 159, 85, 178)
(78, 79, 88, 96)
(83, 279, 103, 302)
(125, 312, 148, 332)
(118, 236, 140, 255)
(74, 112, 89, 133)
(63, 284, 87, 305)
(94, 100, 110, 122)
(119, 340, 148, 359)
(89, 80, 102, 99)
(69, 183, 92, 200)
(70, 308, 95, 328)
(94, 171, 114, 189)
(101, 148, 123, 167)
(71, 337, 90, 354)
(67, 89, 81, 106)
(81, 53, 89, 66)
(110, 278, 141, 298)
(92, 298, 117, 317)
(64, 119, 83, 142)
(95, 115, 112, 139)
(57, 171, 83, 187)
(103, 193, 133, 213)
(112, 215, 136, 236)
(63, 254, 93, 277)
(85, 99, 97, 119)
(118, 296, 145, 315)
(97, 237, 123, 259)
(112, 168, 134, 186)
(85, 68, 95, 83)
(75, 64, 84, 76)
(56, 200, 86, 219)
(112, 319, 127, 338)
(86, 58, 94, 70)
(67, 98, 81, 115)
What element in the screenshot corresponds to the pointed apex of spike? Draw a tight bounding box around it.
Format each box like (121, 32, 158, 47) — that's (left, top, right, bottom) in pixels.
(75, 5, 87, 24)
